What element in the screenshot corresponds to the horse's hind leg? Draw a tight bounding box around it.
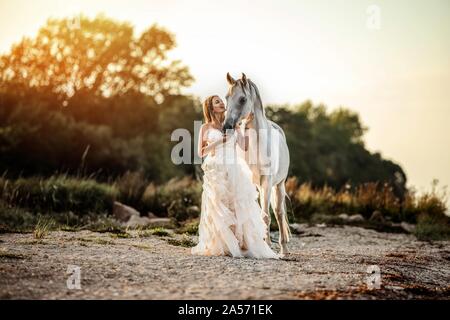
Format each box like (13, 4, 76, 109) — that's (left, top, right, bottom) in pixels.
(260, 175, 272, 246)
(271, 181, 290, 255)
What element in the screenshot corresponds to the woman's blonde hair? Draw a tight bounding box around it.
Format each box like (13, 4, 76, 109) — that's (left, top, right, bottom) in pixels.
(202, 95, 224, 125)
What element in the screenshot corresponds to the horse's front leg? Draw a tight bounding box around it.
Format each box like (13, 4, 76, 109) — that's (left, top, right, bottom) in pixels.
(259, 175, 272, 246)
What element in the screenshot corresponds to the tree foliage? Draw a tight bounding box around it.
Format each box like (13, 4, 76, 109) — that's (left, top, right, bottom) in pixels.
(0, 14, 193, 103)
(267, 102, 407, 197)
(0, 15, 407, 196)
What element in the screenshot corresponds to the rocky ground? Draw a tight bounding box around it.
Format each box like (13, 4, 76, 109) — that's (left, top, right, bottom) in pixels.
(0, 224, 449, 300)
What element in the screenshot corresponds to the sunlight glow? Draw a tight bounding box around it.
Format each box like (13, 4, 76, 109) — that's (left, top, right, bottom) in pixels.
(0, 0, 449, 206)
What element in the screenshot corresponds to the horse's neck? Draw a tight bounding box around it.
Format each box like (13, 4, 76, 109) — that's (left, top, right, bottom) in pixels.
(250, 101, 271, 168)
(253, 101, 269, 131)
(243, 99, 272, 184)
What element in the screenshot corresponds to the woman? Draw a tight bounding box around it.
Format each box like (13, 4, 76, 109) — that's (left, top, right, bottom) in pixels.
(191, 95, 278, 259)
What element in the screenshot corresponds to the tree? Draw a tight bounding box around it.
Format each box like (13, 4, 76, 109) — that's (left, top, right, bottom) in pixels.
(266, 102, 407, 197)
(0, 14, 194, 103)
(0, 15, 199, 181)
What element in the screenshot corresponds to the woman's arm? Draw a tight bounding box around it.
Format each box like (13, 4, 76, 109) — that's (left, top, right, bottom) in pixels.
(202, 139, 222, 157)
(197, 125, 229, 158)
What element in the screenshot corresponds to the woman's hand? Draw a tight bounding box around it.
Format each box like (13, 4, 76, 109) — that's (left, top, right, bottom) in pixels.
(235, 113, 254, 132)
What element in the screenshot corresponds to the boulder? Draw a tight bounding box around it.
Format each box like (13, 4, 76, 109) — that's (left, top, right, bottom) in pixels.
(122, 215, 173, 229)
(315, 223, 327, 228)
(125, 215, 152, 228)
(289, 223, 304, 235)
(370, 210, 385, 223)
(187, 206, 200, 216)
(338, 213, 349, 221)
(390, 222, 416, 233)
(348, 214, 365, 222)
(147, 212, 159, 219)
(400, 222, 416, 233)
(113, 201, 140, 222)
(147, 217, 173, 228)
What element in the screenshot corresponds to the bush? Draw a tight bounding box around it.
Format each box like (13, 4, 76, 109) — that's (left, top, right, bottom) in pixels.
(114, 171, 148, 211)
(0, 174, 118, 214)
(288, 177, 448, 229)
(0, 200, 38, 232)
(141, 176, 201, 221)
(414, 213, 450, 241)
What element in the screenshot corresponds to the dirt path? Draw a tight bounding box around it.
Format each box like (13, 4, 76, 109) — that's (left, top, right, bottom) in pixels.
(0, 225, 449, 299)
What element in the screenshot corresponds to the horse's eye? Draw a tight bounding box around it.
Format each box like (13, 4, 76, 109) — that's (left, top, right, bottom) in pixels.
(239, 96, 247, 105)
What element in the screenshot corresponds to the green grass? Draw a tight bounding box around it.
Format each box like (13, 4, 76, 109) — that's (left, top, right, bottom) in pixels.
(77, 214, 125, 234)
(0, 201, 38, 233)
(166, 235, 195, 248)
(0, 174, 118, 215)
(413, 214, 450, 241)
(78, 237, 115, 245)
(0, 200, 125, 236)
(140, 177, 202, 221)
(175, 220, 199, 235)
(135, 227, 171, 238)
(110, 232, 132, 239)
(1, 174, 449, 242)
(149, 227, 170, 237)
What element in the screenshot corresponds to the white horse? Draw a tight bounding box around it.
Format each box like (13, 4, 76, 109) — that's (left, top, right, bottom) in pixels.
(222, 73, 291, 255)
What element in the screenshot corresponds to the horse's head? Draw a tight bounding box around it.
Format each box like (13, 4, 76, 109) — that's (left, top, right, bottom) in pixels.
(222, 73, 255, 132)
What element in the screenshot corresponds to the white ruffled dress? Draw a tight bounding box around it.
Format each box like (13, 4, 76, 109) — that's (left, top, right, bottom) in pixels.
(191, 128, 278, 259)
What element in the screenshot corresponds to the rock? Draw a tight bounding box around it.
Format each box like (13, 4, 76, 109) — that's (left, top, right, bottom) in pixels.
(187, 206, 200, 216)
(348, 214, 365, 222)
(400, 222, 416, 233)
(385, 285, 405, 291)
(113, 202, 140, 222)
(390, 222, 416, 233)
(316, 223, 327, 228)
(289, 223, 304, 234)
(370, 210, 385, 223)
(338, 213, 349, 221)
(147, 217, 173, 228)
(125, 215, 152, 228)
(123, 216, 173, 229)
(147, 212, 159, 219)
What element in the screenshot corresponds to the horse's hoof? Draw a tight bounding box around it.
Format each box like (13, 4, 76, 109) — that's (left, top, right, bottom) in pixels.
(280, 246, 289, 257)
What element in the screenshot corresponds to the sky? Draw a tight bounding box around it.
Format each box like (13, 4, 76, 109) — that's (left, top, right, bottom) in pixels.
(0, 0, 449, 206)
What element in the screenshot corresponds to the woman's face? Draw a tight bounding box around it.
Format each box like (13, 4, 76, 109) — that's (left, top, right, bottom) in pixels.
(212, 96, 225, 114)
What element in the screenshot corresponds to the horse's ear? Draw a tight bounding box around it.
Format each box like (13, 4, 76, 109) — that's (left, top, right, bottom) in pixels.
(227, 72, 236, 85)
(241, 73, 247, 86)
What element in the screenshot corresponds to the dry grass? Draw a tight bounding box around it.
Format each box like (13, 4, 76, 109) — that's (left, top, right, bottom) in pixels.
(0, 249, 25, 260)
(33, 217, 54, 239)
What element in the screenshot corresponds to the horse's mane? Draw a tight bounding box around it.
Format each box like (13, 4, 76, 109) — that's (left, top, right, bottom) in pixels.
(246, 79, 266, 119)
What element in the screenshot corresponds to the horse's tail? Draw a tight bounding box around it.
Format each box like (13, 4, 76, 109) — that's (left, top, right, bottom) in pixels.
(283, 188, 293, 243)
(285, 190, 295, 226)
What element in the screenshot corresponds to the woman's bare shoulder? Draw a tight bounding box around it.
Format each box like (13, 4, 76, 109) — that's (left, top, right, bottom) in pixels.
(200, 123, 214, 133)
(199, 123, 212, 139)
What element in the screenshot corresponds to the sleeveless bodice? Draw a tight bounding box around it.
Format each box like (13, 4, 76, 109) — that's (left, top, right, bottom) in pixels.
(206, 127, 224, 143)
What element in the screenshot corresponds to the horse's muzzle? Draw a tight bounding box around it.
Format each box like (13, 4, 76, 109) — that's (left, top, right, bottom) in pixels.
(222, 121, 234, 133)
